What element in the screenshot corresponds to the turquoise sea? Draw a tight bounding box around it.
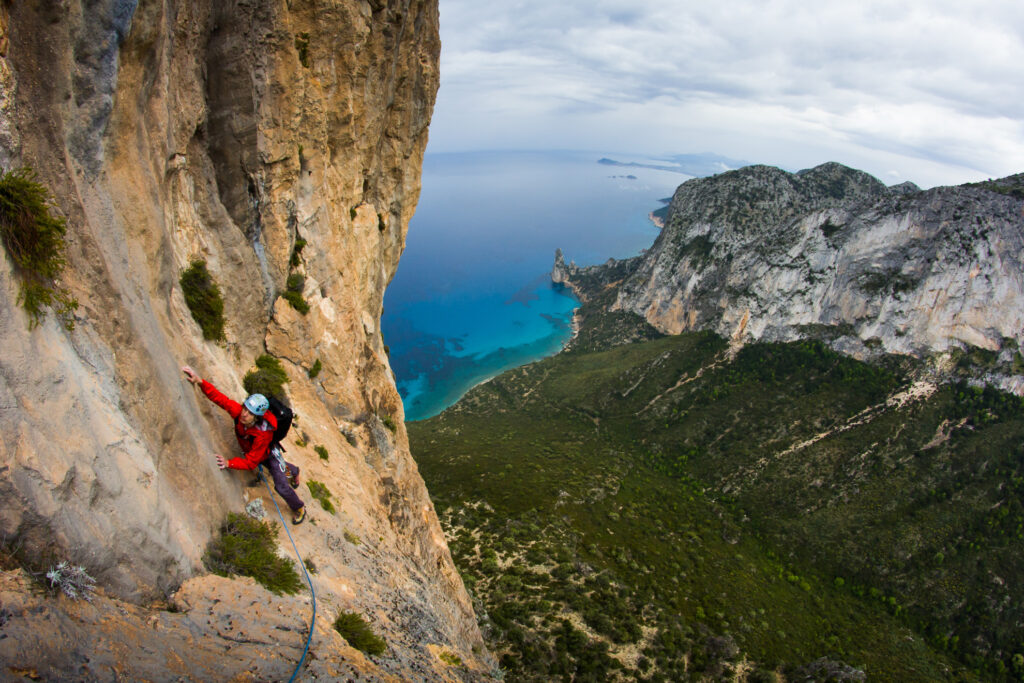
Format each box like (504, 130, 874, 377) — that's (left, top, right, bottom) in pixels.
(382, 150, 691, 420)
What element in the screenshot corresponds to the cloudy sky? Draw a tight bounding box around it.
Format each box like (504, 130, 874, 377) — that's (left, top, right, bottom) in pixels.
(426, 0, 1024, 188)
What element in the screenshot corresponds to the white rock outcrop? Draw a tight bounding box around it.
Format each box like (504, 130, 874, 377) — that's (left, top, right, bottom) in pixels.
(561, 163, 1024, 392)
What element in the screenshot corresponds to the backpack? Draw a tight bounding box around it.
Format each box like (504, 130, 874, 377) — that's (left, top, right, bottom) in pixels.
(265, 396, 294, 446)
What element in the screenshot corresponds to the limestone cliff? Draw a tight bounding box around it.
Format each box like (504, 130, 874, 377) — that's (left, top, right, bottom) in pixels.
(0, 0, 493, 679)
(556, 164, 1024, 393)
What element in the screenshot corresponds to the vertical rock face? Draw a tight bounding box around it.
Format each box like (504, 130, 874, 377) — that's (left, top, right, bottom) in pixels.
(591, 163, 1024, 391)
(0, 0, 492, 677)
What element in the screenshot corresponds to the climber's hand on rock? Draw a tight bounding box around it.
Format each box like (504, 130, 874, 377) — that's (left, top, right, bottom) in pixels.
(215, 454, 228, 470)
(181, 366, 201, 385)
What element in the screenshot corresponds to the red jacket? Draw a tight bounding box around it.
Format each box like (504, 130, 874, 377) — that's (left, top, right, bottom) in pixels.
(199, 380, 278, 470)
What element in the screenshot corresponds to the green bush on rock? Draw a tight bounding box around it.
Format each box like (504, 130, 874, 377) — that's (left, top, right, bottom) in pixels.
(203, 512, 302, 595)
(0, 168, 78, 329)
(179, 259, 225, 340)
(242, 354, 289, 399)
(333, 611, 386, 655)
(282, 272, 310, 315)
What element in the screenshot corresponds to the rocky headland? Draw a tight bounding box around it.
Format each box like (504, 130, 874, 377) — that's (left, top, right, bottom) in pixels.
(554, 163, 1024, 393)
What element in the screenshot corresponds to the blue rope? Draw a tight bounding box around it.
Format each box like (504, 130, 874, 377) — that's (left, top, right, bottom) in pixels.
(258, 465, 316, 682)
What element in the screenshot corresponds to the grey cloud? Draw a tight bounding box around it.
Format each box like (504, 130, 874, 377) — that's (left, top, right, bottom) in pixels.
(433, 0, 1024, 185)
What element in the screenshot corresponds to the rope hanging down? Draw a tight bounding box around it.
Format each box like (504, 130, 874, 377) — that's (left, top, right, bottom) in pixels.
(260, 468, 317, 682)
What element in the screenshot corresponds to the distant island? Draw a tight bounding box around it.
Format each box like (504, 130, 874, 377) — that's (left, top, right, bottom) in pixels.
(598, 152, 751, 177)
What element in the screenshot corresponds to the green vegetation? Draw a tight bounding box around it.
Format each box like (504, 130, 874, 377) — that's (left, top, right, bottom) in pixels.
(410, 304, 1024, 681)
(333, 611, 387, 655)
(439, 650, 463, 667)
(242, 354, 289, 399)
(282, 272, 310, 315)
(179, 259, 225, 340)
(967, 175, 1024, 200)
(380, 414, 397, 432)
(314, 444, 329, 461)
(290, 237, 307, 268)
(344, 529, 361, 546)
(307, 480, 335, 514)
(203, 512, 302, 595)
(0, 168, 78, 329)
(307, 358, 322, 379)
(377, 213, 386, 232)
(303, 557, 318, 575)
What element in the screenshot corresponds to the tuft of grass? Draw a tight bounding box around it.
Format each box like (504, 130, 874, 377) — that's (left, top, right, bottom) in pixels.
(439, 651, 463, 667)
(179, 259, 225, 340)
(307, 358, 322, 379)
(333, 611, 386, 655)
(203, 512, 302, 595)
(380, 414, 397, 432)
(314, 444, 329, 461)
(304, 558, 318, 575)
(307, 480, 336, 514)
(0, 168, 78, 329)
(344, 529, 361, 546)
(242, 354, 289, 399)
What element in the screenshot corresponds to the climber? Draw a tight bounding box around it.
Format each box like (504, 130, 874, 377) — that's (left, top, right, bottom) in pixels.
(181, 365, 307, 524)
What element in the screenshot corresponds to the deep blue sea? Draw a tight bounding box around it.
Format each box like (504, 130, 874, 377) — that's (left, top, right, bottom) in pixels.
(382, 150, 690, 420)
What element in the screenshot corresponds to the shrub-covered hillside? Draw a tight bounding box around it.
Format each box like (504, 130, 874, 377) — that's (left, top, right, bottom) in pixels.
(410, 310, 1024, 681)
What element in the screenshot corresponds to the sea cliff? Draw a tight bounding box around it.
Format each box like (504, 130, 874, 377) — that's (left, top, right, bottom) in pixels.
(556, 164, 1024, 393)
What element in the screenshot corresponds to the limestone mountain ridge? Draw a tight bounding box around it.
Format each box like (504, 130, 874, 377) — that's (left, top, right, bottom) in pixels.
(0, 0, 494, 679)
(554, 163, 1024, 393)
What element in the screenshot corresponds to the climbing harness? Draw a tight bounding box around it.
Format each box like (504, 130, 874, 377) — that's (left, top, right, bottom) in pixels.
(258, 466, 316, 682)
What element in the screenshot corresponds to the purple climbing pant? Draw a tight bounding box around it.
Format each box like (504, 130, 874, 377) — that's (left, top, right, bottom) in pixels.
(260, 453, 304, 512)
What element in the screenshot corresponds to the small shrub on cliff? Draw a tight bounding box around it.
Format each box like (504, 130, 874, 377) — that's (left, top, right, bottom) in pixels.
(281, 272, 310, 315)
(307, 358, 322, 379)
(0, 167, 78, 329)
(179, 259, 226, 340)
(333, 611, 387, 655)
(290, 237, 307, 267)
(242, 354, 289, 399)
(439, 651, 464, 667)
(314, 444, 329, 461)
(45, 561, 96, 601)
(380, 414, 397, 432)
(307, 480, 336, 514)
(203, 512, 302, 595)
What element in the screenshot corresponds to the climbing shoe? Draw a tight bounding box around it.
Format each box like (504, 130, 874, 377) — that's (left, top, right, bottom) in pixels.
(288, 469, 300, 489)
(292, 507, 306, 525)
